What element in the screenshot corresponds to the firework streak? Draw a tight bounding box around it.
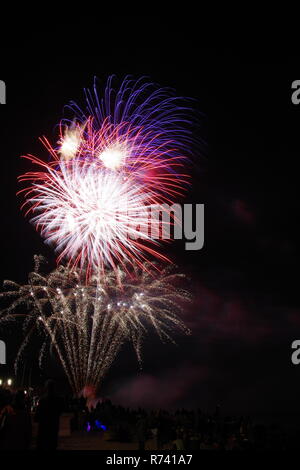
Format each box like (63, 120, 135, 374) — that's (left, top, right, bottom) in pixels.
(0, 256, 191, 394)
(19, 76, 199, 273)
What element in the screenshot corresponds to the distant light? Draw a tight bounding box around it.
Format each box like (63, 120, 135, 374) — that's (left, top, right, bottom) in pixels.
(0, 379, 2, 386)
(7, 378, 12, 386)
(95, 420, 107, 431)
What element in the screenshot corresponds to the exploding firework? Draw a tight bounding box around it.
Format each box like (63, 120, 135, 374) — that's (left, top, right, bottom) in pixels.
(20, 158, 171, 274)
(0, 256, 191, 394)
(65, 76, 199, 180)
(19, 77, 199, 273)
(2, 77, 198, 394)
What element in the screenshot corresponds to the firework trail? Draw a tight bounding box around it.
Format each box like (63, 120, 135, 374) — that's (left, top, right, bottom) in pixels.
(1, 77, 198, 392)
(19, 77, 199, 273)
(0, 256, 191, 394)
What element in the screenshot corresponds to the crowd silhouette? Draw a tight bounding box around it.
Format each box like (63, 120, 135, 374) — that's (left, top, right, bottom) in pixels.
(0, 383, 291, 450)
(71, 399, 288, 450)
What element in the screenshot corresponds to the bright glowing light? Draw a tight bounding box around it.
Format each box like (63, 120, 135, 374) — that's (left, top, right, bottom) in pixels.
(59, 127, 81, 160)
(0, 379, 2, 385)
(0, 256, 191, 394)
(99, 146, 125, 170)
(95, 420, 107, 431)
(7, 378, 12, 386)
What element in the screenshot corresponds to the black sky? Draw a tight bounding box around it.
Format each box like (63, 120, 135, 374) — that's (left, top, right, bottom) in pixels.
(1, 18, 300, 421)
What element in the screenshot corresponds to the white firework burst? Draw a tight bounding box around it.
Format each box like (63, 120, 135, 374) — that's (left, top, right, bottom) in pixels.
(21, 160, 167, 273)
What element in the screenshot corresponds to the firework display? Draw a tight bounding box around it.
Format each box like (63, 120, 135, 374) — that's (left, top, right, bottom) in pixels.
(19, 77, 197, 272)
(0, 256, 190, 394)
(1, 76, 197, 393)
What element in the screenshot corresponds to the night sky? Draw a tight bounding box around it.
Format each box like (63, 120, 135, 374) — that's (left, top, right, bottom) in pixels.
(1, 19, 300, 422)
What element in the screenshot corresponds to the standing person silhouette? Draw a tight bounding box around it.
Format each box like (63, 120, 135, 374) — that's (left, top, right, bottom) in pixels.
(35, 380, 64, 450)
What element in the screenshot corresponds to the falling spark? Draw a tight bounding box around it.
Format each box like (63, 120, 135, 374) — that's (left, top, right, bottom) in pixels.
(0, 256, 191, 394)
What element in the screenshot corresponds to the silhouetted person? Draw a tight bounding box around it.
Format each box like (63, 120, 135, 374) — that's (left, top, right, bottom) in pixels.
(136, 414, 147, 450)
(0, 390, 32, 450)
(35, 380, 64, 450)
